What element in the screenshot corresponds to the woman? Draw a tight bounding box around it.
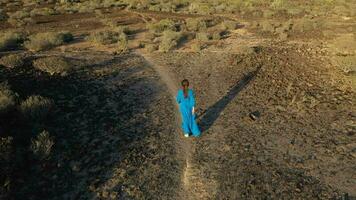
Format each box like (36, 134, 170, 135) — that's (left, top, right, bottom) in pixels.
(176, 79, 201, 137)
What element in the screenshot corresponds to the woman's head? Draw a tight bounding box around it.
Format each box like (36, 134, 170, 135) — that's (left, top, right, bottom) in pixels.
(181, 79, 189, 98)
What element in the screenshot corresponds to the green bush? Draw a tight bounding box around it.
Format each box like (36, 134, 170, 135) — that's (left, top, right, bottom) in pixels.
(117, 33, 128, 52)
(30, 130, 54, 161)
(185, 18, 207, 32)
(0, 32, 23, 51)
(0, 54, 25, 68)
(86, 30, 120, 45)
(0, 82, 16, 115)
(33, 56, 73, 76)
(20, 95, 54, 120)
(25, 32, 73, 51)
(159, 30, 182, 52)
(147, 19, 176, 34)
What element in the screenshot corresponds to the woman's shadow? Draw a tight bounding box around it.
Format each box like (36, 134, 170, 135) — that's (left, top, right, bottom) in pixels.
(197, 64, 262, 132)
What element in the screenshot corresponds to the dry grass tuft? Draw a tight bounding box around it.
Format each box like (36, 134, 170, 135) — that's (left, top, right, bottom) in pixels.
(0, 32, 24, 51)
(159, 30, 182, 52)
(147, 19, 176, 34)
(0, 54, 25, 68)
(30, 130, 54, 161)
(33, 56, 73, 76)
(20, 95, 54, 121)
(0, 82, 16, 115)
(185, 18, 207, 32)
(86, 30, 120, 45)
(25, 32, 73, 52)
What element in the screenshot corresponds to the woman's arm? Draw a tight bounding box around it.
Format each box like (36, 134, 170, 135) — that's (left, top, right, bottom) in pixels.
(176, 90, 181, 104)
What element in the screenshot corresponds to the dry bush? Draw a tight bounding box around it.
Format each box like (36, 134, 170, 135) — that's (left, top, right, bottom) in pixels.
(212, 31, 222, 40)
(147, 19, 176, 34)
(0, 82, 16, 115)
(9, 10, 30, 19)
(0, 54, 25, 68)
(159, 30, 182, 52)
(145, 43, 158, 52)
(117, 32, 128, 52)
(221, 20, 238, 31)
(0, 9, 8, 21)
(0, 32, 23, 51)
(20, 95, 54, 120)
(260, 20, 275, 33)
(25, 32, 73, 52)
(185, 18, 207, 32)
(30, 130, 54, 161)
(30, 7, 57, 17)
(191, 42, 203, 52)
(86, 30, 120, 45)
(195, 32, 210, 42)
(188, 2, 214, 15)
(33, 56, 73, 76)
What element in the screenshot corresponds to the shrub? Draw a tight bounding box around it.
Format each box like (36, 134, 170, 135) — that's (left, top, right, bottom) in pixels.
(25, 32, 73, 51)
(260, 20, 275, 33)
(191, 42, 202, 52)
(114, 26, 131, 35)
(30, 7, 57, 17)
(159, 30, 182, 52)
(30, 130, 54, 161)
(212, 31, 221, 40)
(20, 95, 54, 120)
(147, 19, 176, 34)
(0, 9, 8, 21)
(33, 56, 73, 76)
(86, 30, 120, 45)
(195, 32, 210, 42)
(9, 10, 30, 19)
(0, 54, 25, 68)
(145, 43, 158, 52)
(0, 32, 23, 51)
(185, 18, 207, 32)
(221, 20, 238, 31)
(117, 33, 128, 52)
(0, 82, 16, 115)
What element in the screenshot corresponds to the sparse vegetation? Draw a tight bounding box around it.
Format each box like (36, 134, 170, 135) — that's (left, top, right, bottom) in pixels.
(86, 30, 120, 45)
(30, 7, 57, 16)
(195, 32, 210, 42)
(185, 18, 207, 32)
(221, 20, 238, 31)
(30, 130, 54, 161)
(25, 32, 73, 51)
(33, 56, 73, 76)
(0, 82, 16, 115)
(117, 32, 128, 52)
(0, 54, 25, 68)
(20, 95, 54, 121)
(159, 30, 182, 52)
(147, 19, 176, 34)
(0, 32, 24, 51)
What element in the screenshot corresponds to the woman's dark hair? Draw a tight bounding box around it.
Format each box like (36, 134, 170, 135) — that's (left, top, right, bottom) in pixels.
(181, 79, 189, 98)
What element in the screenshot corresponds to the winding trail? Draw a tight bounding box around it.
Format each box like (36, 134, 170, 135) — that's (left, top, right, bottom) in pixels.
(136, 51, 214, 199)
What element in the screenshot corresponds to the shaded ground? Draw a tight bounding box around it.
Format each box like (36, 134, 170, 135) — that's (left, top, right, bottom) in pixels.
(0, 52, 185, 199)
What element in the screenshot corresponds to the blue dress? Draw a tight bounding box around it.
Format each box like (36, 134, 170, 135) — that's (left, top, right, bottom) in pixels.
(176, 89, 201, 137)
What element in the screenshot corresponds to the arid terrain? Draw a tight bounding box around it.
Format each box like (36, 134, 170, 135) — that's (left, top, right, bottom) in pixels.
(0, 0, 355, 199)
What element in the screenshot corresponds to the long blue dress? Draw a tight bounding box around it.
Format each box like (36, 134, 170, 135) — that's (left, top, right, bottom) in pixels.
(176, 89, 201, 137)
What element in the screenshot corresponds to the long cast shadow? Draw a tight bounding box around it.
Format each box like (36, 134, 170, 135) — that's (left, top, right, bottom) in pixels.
(198, 64, 262, 132)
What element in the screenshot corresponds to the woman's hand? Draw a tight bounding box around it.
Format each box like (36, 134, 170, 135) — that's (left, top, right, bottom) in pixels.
(192, 107, 195, 115)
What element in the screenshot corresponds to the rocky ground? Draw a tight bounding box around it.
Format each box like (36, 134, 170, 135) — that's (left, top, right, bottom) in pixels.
(150, 43, 355, 199)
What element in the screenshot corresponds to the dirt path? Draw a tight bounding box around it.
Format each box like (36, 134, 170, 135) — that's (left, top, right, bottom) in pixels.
(137, 51, 216, 200)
